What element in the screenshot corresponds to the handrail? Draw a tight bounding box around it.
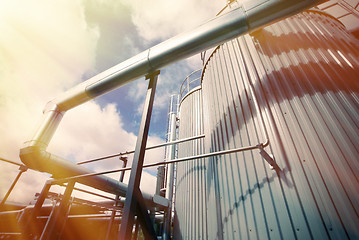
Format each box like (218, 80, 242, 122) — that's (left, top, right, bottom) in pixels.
(53, 140, 270, 184)
(0, 157, 25, 167)
(77, 134, 205, 165)
(179, 69, 202, 99)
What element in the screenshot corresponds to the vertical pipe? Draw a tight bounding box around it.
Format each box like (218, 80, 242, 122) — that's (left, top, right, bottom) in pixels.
(155, 166, 165, 196)
(163, 112, 177, 240)
(118, 156, 128, 183)
(105, 157, 128, 240)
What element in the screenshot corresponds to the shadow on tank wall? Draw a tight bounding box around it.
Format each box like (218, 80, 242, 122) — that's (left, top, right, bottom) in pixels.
(201, 10, 359, 239)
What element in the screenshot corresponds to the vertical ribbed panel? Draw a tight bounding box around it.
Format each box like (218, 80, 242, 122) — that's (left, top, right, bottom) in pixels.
(174, 87, 206, 240)
(199, 10, 358, 240)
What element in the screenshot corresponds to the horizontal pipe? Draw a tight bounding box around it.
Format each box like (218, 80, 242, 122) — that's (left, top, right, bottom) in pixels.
(37, 214, 165, 221)
(69, 185, 119, 202)
(0, 157, 25, 167)
(20, 146, 131, 197)
(77, 134, 205, 165)
(21, 201, 124, 215)
(37, 214, 120, 219)
(19, 0, 324, 209)
(53, 141, 268, 184)
(45, 7, 248, 112)
(32, 0, 323, 116)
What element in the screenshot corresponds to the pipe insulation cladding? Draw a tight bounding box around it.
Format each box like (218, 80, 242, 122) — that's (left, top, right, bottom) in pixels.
(19, 0, 325, 203)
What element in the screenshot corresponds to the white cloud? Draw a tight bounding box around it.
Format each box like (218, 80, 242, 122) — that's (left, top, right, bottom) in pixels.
(123, 0, 226, 42)
(50, 100, 164, 172)
(0, 0, 162, 204)
(0, 0, 99, 203)
(122, 0, 224, 115)
(49, 103, 136, 164)
(185, 54, 203, 69)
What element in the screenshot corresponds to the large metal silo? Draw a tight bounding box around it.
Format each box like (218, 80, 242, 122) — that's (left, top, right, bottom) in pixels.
(201, 9, 359, 240)
(175, 8, 359, 240)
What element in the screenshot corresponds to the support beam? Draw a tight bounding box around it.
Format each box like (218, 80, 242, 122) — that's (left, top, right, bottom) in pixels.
(32, 181, 53, 219)
(19, 181, 52, 239)
(0, 165, 27, 210)
(40, 181, 75, 240)
(135, 189, 157, 239)
(118, 71, 159, 239)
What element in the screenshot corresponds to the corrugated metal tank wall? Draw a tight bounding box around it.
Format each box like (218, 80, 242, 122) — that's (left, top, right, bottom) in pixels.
(200, 9, 359, 240)
(174, 87, 207, 239)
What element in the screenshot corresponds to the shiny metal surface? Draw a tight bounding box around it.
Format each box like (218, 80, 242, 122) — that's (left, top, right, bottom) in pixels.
(47, 6, 250, 112)
(180, 69, 202, 100)
(19, 0, 325, 214)
(199, 10, 359, 240)
(174, 87, 207, 239)
(163, 112, 177, 240)
(118, 72, 159, 240)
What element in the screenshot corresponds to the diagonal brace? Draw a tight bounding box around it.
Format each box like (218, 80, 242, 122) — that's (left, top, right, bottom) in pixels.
(135, 189, 157, 239)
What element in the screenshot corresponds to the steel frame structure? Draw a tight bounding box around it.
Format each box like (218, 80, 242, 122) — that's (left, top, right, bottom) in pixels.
(4, 0, 326, 238)
(118, 71, 160, 239)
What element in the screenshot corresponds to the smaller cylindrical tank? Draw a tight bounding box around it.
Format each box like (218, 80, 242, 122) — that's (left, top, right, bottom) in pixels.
(174, 71, 207, 239)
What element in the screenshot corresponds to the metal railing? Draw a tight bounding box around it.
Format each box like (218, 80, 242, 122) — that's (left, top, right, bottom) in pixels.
(179, 69, 202, 100)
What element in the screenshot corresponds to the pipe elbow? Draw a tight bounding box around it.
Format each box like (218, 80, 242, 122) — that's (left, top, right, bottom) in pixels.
(19, 146, 50, 173)
(19, 146, 86, 179)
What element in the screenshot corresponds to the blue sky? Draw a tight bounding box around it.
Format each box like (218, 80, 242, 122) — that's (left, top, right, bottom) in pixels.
(81, 0, 216, 137)
(2, 0, 356, 204)
(0, 0, 224, 203)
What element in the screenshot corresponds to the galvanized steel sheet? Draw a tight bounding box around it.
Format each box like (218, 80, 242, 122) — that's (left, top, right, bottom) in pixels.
(175, 10, 359, 240)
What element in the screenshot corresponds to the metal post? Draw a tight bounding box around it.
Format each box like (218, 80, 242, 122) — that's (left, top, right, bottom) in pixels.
(155, 165, 165, 196)
(118, 71, 160, 240)
(163, 112, 177, 240)
(135, 189, 157, 238)
(58, 196, 74, 240)
(33, 181, 53, 215)
(40, 181, 75, 240)
(0, 165, 27, 210)
(39, 201, 57, 240)
(118, 156, 128, 183)
(133, 220, 139, 240)
(19, 180, 52, 239)
(105, 157, 128, 240)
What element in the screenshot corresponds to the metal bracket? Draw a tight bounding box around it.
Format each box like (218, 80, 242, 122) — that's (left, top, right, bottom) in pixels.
(257, 144, 281, 171)
(145, 70, 161, 80)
